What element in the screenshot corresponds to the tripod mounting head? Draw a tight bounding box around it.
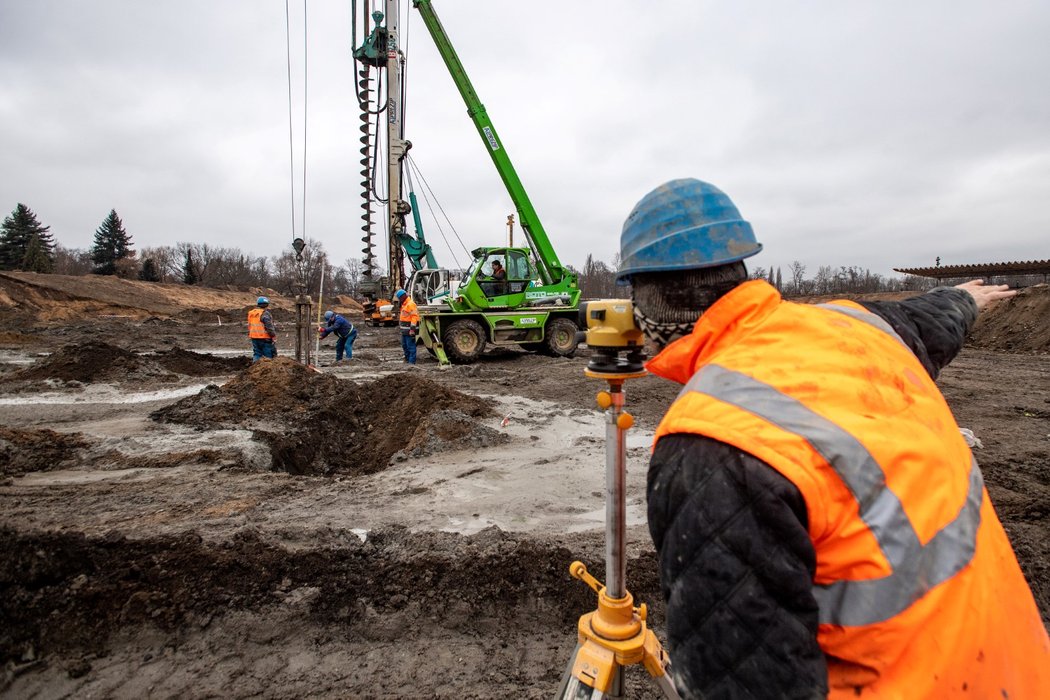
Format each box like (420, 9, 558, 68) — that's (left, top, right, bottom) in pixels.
(579, 300, 647, 377)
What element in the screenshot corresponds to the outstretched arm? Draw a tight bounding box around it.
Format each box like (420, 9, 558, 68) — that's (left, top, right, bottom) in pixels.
(857, 279, 1012, 379)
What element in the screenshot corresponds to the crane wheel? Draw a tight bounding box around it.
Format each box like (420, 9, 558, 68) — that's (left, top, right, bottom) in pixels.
(545, 318, 579, 357)
(443, 319, 486, 364)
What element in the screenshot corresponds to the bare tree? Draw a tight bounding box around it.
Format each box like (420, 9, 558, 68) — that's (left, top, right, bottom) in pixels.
(270, 238, 332, 297)
(580, 254, 620, 299)
(789, 260, 806, 295)
(52, 245, 92, 275)
(814, 265, 834, 295)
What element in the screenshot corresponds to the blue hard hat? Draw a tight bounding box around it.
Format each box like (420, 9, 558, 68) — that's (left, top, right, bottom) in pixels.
(617, 179, 762, 283)
(324, 310, 334, 321)
(257, 296, 270, 306)
(394, 289, 407, 299)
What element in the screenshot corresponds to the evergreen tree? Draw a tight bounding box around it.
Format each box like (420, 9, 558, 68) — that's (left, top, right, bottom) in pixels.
(22, 233, 54, 273)
(90, 209, 134, 275)
(139, 257, 161, 282)
(775, 267, 783, 291)
(183, 249, 198, 285)
(0, 203, 54, 271)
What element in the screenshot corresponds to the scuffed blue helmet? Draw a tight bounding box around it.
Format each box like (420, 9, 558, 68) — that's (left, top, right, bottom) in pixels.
(257, 296, 270, 306)
(324, 310, 334, 321)
(394, 289, 407, 300)
(617, 179, 762, 283)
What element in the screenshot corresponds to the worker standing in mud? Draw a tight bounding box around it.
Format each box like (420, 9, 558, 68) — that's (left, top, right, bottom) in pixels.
(618, 178, 1049, 698)
(247, 296, 277, 362)
(317, 310, 357, 363)
(395, 289, 419, 364)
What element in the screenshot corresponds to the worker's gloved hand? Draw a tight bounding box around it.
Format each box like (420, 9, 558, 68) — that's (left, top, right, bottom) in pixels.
(409, 327, 417, 337)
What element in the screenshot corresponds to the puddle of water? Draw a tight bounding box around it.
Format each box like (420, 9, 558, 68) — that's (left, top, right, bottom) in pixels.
(481, 393, 655, 448)
(376, 394, 655, 537)
(0, 350, 48, 365)
(0, 383, 220, 406)
(564, 503, 648, 533)
(17, 467, 153, 486)
(96, 428, 259, 455)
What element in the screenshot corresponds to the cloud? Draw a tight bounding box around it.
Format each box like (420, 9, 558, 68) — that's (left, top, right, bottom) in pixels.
(2, 0, 1047, 280)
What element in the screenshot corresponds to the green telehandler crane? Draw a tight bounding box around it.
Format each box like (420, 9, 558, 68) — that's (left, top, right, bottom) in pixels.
(351, 0, 581, 363)
(410, 0, 581, 364)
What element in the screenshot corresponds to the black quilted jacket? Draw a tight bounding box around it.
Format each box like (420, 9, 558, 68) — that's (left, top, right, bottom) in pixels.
(646, 287, 978, 699)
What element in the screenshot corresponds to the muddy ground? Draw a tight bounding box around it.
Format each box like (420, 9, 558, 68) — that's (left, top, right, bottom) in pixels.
(0, 279, 1048, 699)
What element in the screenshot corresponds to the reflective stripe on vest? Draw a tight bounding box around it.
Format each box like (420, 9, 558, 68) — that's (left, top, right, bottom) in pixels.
(681, 364, 983, 627)
(816, 302, 907, 349)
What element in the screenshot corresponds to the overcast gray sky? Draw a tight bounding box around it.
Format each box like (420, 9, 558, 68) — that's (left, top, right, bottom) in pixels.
(2, 0, 1048, 279)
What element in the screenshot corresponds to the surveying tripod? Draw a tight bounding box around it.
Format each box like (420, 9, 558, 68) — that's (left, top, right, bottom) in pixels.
(556, 301, 681, 699)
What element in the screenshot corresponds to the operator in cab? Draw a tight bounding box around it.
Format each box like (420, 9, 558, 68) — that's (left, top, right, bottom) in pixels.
(490, 259, 506, 281)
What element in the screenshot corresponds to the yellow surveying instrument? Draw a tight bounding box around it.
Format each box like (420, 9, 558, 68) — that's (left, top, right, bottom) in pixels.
(556, 300, 681, 699)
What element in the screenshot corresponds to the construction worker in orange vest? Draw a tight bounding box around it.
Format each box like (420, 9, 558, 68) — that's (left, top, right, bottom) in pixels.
(394, 288, 419, 364)
(247, 296, 277, 362)
(617, 178, 1049, 698)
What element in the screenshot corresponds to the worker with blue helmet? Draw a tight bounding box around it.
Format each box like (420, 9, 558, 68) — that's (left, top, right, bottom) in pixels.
(621, 178, 1036, 698)
(247, 295, 277, 361)
(617, 178, 760, 347)
(317, 309, 357, 363)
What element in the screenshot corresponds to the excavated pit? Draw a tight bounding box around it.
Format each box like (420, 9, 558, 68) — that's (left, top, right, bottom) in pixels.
(151, 358, 508, 475)
(0, 526, 663, 698)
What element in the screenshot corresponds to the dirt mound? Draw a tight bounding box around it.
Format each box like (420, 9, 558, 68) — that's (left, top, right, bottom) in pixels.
(152, 348, 251, 376)
(331, 295, 364, 312)
(152, 358, 503, 475)
(969, 284, 1050, 353)
(0, 272, 285, 322)
(3, 342, 252, 386)
(0, 428, 92, 477)
(9, 341, 158, 384)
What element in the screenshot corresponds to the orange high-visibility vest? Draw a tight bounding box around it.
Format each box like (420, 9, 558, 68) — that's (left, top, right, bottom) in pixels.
(648, 280, 1049, 698)
(247, 307, 271, 339)
(399, 297, 419, 328)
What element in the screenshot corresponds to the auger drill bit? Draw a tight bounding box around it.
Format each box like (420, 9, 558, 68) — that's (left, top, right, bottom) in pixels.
(358, 65, 377, 280)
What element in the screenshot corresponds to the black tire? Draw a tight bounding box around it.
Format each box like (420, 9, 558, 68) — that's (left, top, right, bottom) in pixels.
(545, 318, 579, 357)
(443, 319, 486, 364)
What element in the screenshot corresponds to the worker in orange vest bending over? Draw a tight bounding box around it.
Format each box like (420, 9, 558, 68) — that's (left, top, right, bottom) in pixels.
(247, 296, 277, 362)
(395, 288, 419, 364)
(617, 178, 1049, 698)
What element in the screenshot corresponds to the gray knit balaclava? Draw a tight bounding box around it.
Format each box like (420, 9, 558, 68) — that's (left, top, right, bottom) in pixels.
(630, 261, 748, 348)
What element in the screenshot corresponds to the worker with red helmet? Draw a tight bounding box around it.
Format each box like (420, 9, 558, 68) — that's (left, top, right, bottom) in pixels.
(620, 178, 1047, 698)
